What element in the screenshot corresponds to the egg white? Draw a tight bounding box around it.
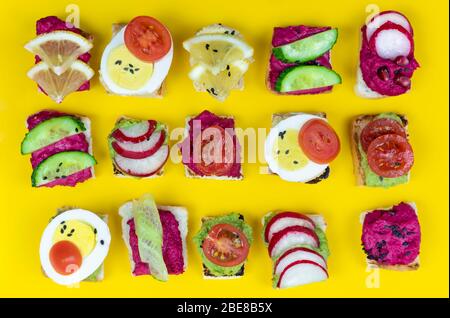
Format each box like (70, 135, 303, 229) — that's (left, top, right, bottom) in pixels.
(39, 209, 111, 286)
(100, 25, 173, 96)
(264, 114, 329, 183)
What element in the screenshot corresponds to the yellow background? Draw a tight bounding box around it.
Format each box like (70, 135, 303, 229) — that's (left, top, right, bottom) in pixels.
(0, 0, 448, 298)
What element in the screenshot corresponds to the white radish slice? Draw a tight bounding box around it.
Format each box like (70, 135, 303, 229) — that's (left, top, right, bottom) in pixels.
(366, 11, 412, 40)
(112, 130, 165, 159)
(111, 120, 156, 143)
(277, 260, 328, 289)
(372, 27, 412, 60)
(268, 226, 319, 259)
(114, 145, 169, 177)
(264, 212, 315, 244)
(274, 247, 327, 276)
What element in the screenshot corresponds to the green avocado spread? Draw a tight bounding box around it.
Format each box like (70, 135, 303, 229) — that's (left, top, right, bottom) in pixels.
(193, 213, 253, 277)
(359, 113, 408, 188)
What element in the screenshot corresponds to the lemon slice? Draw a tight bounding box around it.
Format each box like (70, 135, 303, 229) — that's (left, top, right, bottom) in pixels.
(183, 34, 253, 75)
(25, 31, 93, 75)
(189, 60, 249, 101)
(28, 60, 94, 103)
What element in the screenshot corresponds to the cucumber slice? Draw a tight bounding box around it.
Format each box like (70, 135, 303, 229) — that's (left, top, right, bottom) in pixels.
(32, 151, 96, 187)
(273, 29, 338, 63)
(275, 65, 341, 93)
(21, 116, 86, 154)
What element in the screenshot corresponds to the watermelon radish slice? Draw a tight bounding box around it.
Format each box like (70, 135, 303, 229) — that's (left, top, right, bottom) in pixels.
(274, 247, 326, 276)
(112, 130, 166, 159)
(369, 22, 413, 60)
(268, 225, 320, 259)
(111, 120, 156, 143)
(114, 145, 169, 177)
(264, 212, 315, 244)
(366, 10, 412, 41)
(277, 260, 328, 289)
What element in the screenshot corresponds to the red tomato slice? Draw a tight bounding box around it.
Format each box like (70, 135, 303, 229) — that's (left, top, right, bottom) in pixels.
(193, 125, 235, 176)
(49, 241, 82, 276)
(202, 223, 250, 267)
(298, 119, 340, 164)
(367, 134, 414, 178)
(360, 118, 406, 152)
(124, 16, 172, 62)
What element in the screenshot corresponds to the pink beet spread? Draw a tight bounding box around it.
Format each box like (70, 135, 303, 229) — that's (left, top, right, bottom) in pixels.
(127, 209, 185, 276)
(268, 26, 333, 95)
(35, 16, 91, 92)
(180, 110, 242, 178)
(362, 202, 421, 265)
(360, 21, 419, 96)
(26, 110, 93, 187)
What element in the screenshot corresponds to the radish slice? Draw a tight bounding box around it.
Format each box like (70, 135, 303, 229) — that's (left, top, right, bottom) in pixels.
(370, 22, 413, 60)
(111, 120, 156, 143)
(277, 260, 328, 289)
(264, 212, 315, 244)
(366, 10, 412, 40)
(114, 145, 169, 177)
(268, 226, 319, 259)
(112, 130, 165, 159)
(274, 247, 327, 276)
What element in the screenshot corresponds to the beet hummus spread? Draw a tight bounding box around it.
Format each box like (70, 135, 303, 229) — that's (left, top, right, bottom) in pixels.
(362, 202, 420, 266)
(26, 110, 92, 187)
(35, 16, 91, 92)
(127, 210, 185, 276)
(359, 23, 419, 96)
(268, 26, 333, 95)
(180, 110, 241, 178)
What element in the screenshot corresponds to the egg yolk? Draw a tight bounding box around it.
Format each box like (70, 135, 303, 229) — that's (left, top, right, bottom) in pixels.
(52, 220, 96, 257)
(107, 45, 154, 90)
(272, 129, 308, 171)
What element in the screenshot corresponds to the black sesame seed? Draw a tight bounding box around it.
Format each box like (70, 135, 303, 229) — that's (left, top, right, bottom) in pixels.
(60, 229, 64, 234)
(228, 71, 231, 77)
(63, 225, 67, 230)
(231, 30, 236, 35)
(115, 60, 122, 65)
(278, 131, 286, 139)
(61, 175, 67, 178)
(60, 221, 65, 224)
(224, 31, 229, 34)
(59, 162, 63, 167)
(124, 67, 129, 71)
(293, 161, 299, 164)
(130, 69, 135, 74)
(226, 65, 230, 70)
(402, 241, 409, 246)
(67, 233, 73, 237)
(129, 64, 133, 68)
(205, 44, 210, 50)
(43, 176, 47, 180)
(100, 240, 104, 245)
(70, 229, 75, 233)
(135, 68, 140, 72)
(75, 128, 79, 132)
(94, 228, 97, 234)
(285, 150, 290, 155)
(56, 169, 60, 173)
(206, 88, 211, 93)
(276, 150, 280, 155)
(213, 49, 218, 53)
(210, 88, 218, 95)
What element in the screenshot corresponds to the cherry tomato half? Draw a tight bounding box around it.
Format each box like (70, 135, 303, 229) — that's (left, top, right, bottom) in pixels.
(124, 16, 172, 62)
(49, 240, 82, 276)
(360, 118, 407, 152)
(202, 223, 250, 267)
(367, 134, 414, 178)
(298, 119, 340, 164)
(193, 125, 235, 176)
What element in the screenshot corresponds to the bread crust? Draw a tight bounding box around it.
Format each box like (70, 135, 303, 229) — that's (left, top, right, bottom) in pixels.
(351, 114, 409, 186)
(99, 23, 165, 98)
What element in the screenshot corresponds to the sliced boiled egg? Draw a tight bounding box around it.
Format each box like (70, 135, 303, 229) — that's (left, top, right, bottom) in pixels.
(100, 26, 173, 96)
(40, 209, 111, 285)
(265, 114, 329, 182)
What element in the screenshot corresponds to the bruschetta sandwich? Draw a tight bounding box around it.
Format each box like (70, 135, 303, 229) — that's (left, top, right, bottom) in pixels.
(100, 16, 173, 97)
(193, 213, 252, 279)
(264, 112, 340, 183)
(24, 16, 94, 103)
(119, 194, 188, 282)
(183, 24, 253, 101)
(267, 25, 341, 94)
(108, 117, 169, 178)
(361, 202, 421, 271)
(355, 11, 419, 98)
(39, 207, 111, 285)
(262, 211, 330, 288)
(20, 110, 97, 187)
(351, 113, 414, 187)
(179, 110, 243, 180)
